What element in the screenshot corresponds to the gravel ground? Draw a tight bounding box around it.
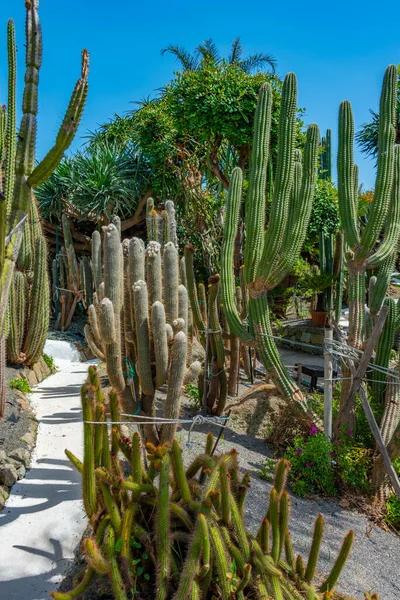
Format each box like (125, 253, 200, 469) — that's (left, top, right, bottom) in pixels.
(171, 403, 399, 600)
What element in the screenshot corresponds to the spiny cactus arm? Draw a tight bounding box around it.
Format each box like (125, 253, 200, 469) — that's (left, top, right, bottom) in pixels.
(258, 73, 298, 277)
(6, 272, 27, 363)
(221, 168, 255, 344)
(257, 517, 270, 553)
(172, 515, 205, 600)
(184, 245, 206, 333)
(5, 19, 16, 211)
(278, 491, 289, 561)
(91, 231, 102, 293)
(88, 304, 103, 350)
(319, 530, 354, 593)
(209, 520, 231, 600)
(178, 284, 188, 337)
(152, 301, 169, 387)
(161, 331, 187, 443)
(146, 197, 156, 242)
(133, 280, 154, 396)
(219, 463, 231, 525)
(352, 163, 359, 217)
(83, 538, 110, 575)
(369, 249, 397, 316)
(198, 283, 207, 325)
(98, 298, 117, 344)
(368, 144, 400, 267)
(371, 298, 396, 405)
(239, 266, 248, 320)
(84, 324, 105, 361)
(81, 385, 97, 517)
(65, 449, 83, 473)
(23, 236, 50, 365)
(156, 452, 171, 600)
(170, 439, 191, 502)
(50, 567, 94, 599)
(243, 83, 273, 283)
(337, 101, 360, 250)
(105, 525, 128, 600)
(304, 514, 325, 583)
(229, 491, 250, 560)
(99, 480, 121, 535)
(28, 50, 89, 188)
(265, 124, 319, 288)
(164, 242, 179, 326)
(146, 241, 162, 305)
(165, 200, 178, 247)
(269, 488, 280, 563)
(358, 65, 397, 258)
(236, 563, 252, 594)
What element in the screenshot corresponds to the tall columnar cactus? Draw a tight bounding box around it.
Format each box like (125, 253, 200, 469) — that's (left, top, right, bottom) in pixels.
(57, 376, 365, 600)
(0, 2, 88, 388)
(84, 201, 200, 444)
(221, 76, 319, 403)
(336, 65, 400, 433)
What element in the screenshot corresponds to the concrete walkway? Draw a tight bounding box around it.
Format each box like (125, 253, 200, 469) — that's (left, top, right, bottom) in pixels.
(0, 340, 96, 600)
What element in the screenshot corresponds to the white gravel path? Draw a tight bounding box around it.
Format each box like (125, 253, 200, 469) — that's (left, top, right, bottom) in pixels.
(0, 340, 97, 600)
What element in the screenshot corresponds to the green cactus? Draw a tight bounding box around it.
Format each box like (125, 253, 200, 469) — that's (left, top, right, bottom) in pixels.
(336, 65, 400, 433)
(84, 201, 200, 445)
(0, 2, 88, 393)
(221, 77, 319, 403)
(61, 387, 365, 599)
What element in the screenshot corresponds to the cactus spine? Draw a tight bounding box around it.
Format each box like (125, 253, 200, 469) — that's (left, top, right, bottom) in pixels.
(336, 65, 400, 433)
(60, 384, 361, 600)
(221, 77, 319, 403)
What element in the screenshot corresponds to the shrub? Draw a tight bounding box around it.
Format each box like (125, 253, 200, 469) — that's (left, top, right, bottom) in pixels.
(385, 494, 400, 531)
(185, 383, 201, 410)
(9, 378, 32, 394)
(285, 427, 337, 496)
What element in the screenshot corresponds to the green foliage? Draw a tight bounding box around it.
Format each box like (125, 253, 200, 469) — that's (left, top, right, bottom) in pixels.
(184, 383, 201, 410)
(306, 179, 340, 246)
(285, 430, 337, 496)
(256, 457, 275, 481)
(9, 378, 32, 394)
(385, 494, 400, 531)
(285, 418, 372, 496)
(42, 353, 57, 374)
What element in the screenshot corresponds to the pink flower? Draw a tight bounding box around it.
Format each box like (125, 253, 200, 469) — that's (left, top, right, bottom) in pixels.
(310, 426, 318, 435)
(329, 451, 335, 457)
(305, 462, 312, 467)
(296, 448, 303, 455)
(333, 440, 340, 445)
(347, 430, 352, 435)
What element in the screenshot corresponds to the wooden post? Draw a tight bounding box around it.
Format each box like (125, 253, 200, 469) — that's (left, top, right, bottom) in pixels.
(324, 329, 333, 440)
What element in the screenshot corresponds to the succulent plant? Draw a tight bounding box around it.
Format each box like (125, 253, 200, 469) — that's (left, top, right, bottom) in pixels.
(54, 368, 366, 600)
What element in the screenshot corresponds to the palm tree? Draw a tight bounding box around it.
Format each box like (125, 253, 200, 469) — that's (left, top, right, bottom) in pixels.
(161, 36, 276, 74)
(356, 70, 400, 160)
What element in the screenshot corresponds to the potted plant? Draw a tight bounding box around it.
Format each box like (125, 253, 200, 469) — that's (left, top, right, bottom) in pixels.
(298, 268, 336, 327)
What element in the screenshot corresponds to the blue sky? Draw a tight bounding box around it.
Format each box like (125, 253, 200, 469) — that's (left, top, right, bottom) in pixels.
(0, 0, 399, 189)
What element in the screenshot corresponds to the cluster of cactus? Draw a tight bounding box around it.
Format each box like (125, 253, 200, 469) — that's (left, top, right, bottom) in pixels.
(84, 200, 203, 444)
(0, 1, 88, 407)
(53, 367, 362, 600)
(52, 214, 93, 331)
(336, 65, 400, 433)
(221, 74, 319, 403)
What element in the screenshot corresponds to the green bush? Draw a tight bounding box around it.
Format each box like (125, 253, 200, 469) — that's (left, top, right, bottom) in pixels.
(185, 383, 201, 411)
(285, 428, 337, 496)
(9, 378, 32, 394)
(334, 429, 372, 491)
(42, 353, 57, 374)
(256, 457, 275, 481)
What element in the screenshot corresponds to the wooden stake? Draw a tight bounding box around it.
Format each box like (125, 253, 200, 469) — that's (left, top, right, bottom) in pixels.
(324, 329, 333, 440)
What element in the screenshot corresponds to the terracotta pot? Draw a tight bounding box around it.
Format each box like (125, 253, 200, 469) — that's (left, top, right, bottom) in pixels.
(311, 310, 328, 327)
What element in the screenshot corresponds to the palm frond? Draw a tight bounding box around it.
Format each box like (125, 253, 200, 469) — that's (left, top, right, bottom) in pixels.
(195, 38, 220, 64)
(161, 45, 198, 70)
(240, 53, 277, 74)
(228, 37, 243, 64)
(355, 109, 379, 160)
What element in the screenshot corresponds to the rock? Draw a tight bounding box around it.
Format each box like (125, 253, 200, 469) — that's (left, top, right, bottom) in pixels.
(0, 450, 7, 463)
(9, 448, 30, 467)
(38, 356, 51, 378)
(0, 464, 18, 486)
(191, 337, 206, 362)
(311, 333, 324, 346)
(0, 485, 9, 500)
(300, 331, 312, 344)
(20, 431, 36, 449)
(24, 369, 37, 388)
(32, 361, 44, 382)
(17, 464, 26, 479)
(0, 496, 5, 510)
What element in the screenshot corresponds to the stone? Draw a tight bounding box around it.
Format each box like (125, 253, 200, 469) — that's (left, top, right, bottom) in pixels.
(300, 331, 312, 344)
(9, 448, 30, 467)
(0, 485, 9, 500)
(0, 449, 7, 463)
(32, 361, 44, 382)
(17, 464, 26, 479)
(0, 496, 5, 510)
(0, 464, 18, 486)
(25, 369, 37, 388)
(311, 333, 324, 346)
(20, 431, 35, 449)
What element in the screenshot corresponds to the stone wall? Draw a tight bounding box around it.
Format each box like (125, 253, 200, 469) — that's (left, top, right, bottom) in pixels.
(277, 319, 325, 355)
